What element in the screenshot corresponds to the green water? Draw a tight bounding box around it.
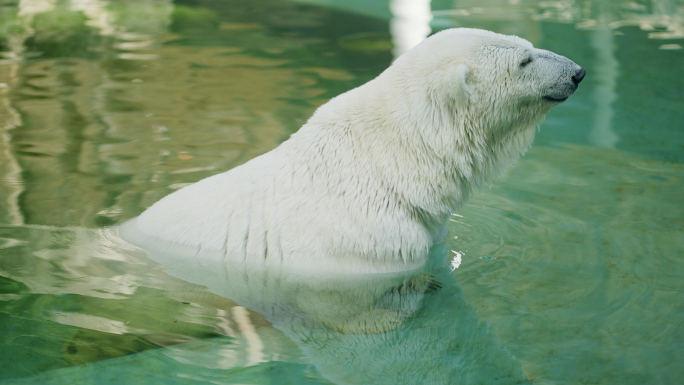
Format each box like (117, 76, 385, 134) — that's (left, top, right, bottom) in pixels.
(0, 0, 683, 384)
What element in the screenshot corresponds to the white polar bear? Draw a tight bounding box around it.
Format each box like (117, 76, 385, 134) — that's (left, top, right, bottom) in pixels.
(120, 28, 584, 274)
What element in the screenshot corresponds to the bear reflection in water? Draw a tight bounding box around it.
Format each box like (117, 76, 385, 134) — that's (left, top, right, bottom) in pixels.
(135, 238, 530, 385)
(120, 28, 583, 384)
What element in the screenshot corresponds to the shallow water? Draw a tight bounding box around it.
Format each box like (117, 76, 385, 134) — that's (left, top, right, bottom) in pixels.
(0, 0, 683, 384)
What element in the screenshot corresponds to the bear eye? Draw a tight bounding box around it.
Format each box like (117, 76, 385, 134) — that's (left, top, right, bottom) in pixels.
(520, 57, 533, 68)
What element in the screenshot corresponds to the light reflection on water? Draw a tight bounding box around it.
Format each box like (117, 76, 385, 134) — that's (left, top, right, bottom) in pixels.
(0, 0, 683, 384)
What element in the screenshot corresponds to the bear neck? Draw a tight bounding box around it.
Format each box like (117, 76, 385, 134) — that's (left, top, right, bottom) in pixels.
(289, 74, 538, 230)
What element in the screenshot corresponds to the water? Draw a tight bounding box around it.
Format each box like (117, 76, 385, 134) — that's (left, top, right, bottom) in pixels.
(0, 0, 683, 383)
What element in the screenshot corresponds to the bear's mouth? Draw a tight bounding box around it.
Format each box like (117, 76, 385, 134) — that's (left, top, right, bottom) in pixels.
(543, 95, 569, 103)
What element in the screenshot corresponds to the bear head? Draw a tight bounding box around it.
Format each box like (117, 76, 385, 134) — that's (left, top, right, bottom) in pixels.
(361, 28, 585, 214)
(390, 28, 584, 122)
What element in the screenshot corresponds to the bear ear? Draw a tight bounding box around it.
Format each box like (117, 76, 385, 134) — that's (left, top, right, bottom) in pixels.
(453, 63, 470, 106)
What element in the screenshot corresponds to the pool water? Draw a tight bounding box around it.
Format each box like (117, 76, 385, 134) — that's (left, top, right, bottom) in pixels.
(0, 0, 683, 384)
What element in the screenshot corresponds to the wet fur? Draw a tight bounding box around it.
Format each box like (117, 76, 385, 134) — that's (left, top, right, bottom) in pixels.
(121, 28, 580, 272)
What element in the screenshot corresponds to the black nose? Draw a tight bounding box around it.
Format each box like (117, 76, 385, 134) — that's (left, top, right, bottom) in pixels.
(572, 68, 586, 85)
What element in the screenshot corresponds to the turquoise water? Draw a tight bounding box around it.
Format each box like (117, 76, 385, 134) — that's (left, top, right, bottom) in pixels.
(0, 0, 683, 384)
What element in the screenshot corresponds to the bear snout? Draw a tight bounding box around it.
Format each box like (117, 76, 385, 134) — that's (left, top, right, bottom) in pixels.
(572, 68, 586, 86)
(542, 65, 584, 103)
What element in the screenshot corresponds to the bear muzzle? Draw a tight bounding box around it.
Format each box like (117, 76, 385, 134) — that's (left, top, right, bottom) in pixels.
(543, 66, 585, 103)
(572, 68, 586, 86)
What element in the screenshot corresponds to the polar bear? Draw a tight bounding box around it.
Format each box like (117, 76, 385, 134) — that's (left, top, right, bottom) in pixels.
(120, 28, 584, 274)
